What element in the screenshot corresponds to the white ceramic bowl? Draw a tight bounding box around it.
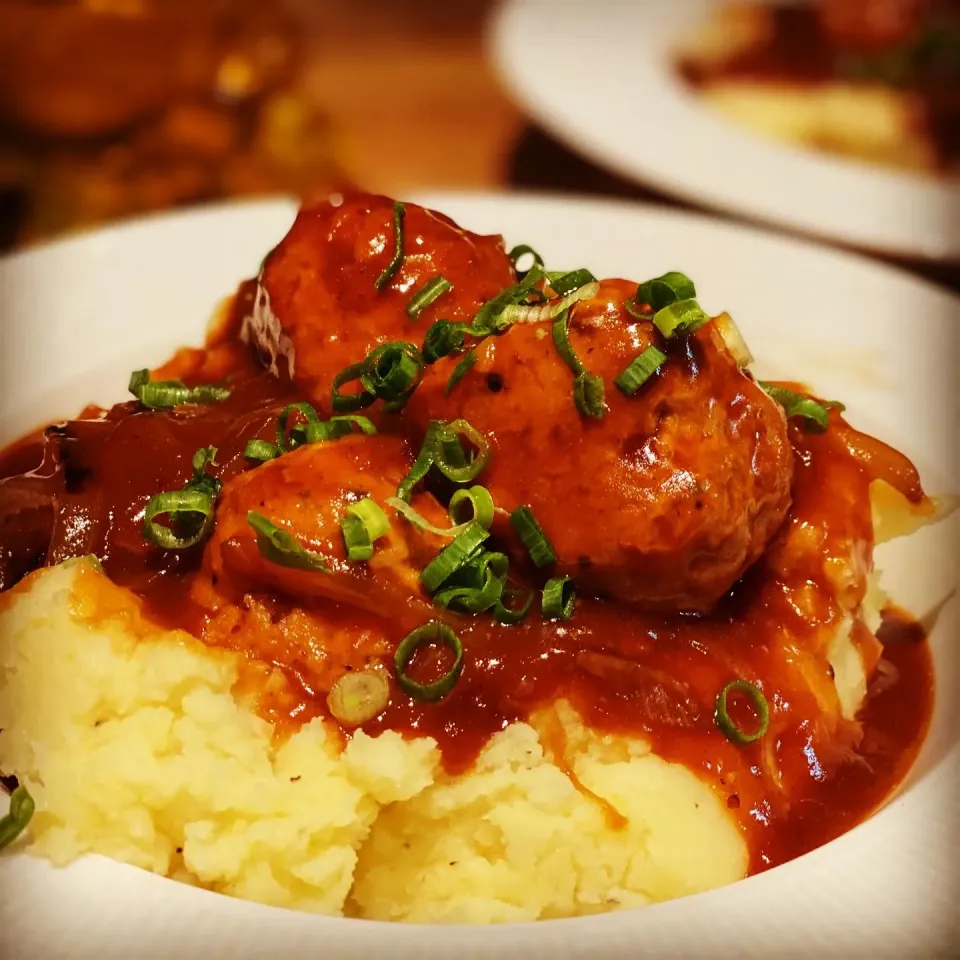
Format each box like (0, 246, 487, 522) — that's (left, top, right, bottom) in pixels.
(0, 195, 957, 959)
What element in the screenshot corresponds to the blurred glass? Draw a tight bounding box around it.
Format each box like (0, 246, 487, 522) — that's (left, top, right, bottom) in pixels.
(0, 0, 343, 248)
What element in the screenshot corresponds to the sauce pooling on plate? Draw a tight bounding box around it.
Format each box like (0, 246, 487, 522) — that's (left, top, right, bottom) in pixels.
(0, 193, 937, 876)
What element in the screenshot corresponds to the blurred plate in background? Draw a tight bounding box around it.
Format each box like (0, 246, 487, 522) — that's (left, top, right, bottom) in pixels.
(490, 0, 960, 262)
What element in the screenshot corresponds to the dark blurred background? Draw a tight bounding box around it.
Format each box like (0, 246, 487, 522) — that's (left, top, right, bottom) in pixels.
(0, 0, 956, 292)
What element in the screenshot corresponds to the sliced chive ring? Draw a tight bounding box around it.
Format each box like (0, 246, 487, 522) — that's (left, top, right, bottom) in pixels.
(623, 299, 650, 321)
(420, 522, 490, 593)
(448, 486, 495, 529)
(0, 783, 35, 851)
(510, 505, 556, 568)
(244, 438, 280, 462)
(340, 514, 373, 562)
(715, 680, 770, 745)
(397, 420, 443, 503)
(614, 346, 668, 396)
(552, 308, 606, 420)
(445, 350, 477, 395)
(467, 265, 547, 336)
(142, 446, 222, 550)
(652, 299, 710, 339)
(550, 268, 597, 298)
(507, 243, 545, 277)
(332, 361, 376, 413)
(492, 586, 534, 625)
(394, 621, 464, 702)
(360, 341, 425, 410)
(422, 320, 467, 364)
(433, 551, 507, 614)
(759, 382, 843, 433)
(304, 414, 378, 444)
(542, 576, 575, 620)
(347, 497, 391, 541)
(636, 271, 696, 310)
(247, 511, 329, 572)
(276, 401, 320, 452)
(406, 274, 453, 320)
(128, 369, 230, 410)
(433, 419, 490, 483)
(374, 201, 406, 292)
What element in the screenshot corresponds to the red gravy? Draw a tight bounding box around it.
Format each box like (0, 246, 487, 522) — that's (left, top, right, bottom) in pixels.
(0, 280, 936, 877)
(678, 2, 960, 169)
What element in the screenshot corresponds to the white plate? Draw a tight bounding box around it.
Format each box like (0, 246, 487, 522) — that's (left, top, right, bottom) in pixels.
(0, 195, 957, 959)
(490, 0, 960, 263)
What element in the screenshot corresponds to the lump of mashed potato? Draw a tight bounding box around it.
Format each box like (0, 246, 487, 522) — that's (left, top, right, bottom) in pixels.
(0, 559, 749, 921)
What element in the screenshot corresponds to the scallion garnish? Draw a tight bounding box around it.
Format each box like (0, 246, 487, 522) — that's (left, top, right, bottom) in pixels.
(623, 299, 650, 321)
(247, 511, 329, 572)
(510, 505, 556, 568)
(759, 382, 844, 433)
(422, 320, 466, 364)
(652, 299, 710, 338)
(394, 621, 464, 702)
(614, 345, 668, 396)
(507, 244, 545, 277)
(467, 265, 546, 336)
(448, 485, 495, 529)
(0, 783, 34, 851)
(432, 419, 490, 483)
(420, 522, 490, 593)
(714, 679, 770, 745)
(445, 350, 477, 395)
(339, 497, 390, 563)
(542, 575, 575, 620)
(361, 341, 425, 411)
(374, 201, 406, 292)
(397, 420, 443, 502)
(550, 268, 597, 297)
(276, 401, 320, 453)
(406, 275, 453, 320)
(244, 438, 280, 462)
(327, 670, 390, 727)
(636, 271, 696, 310)
(433, 550, 508, 614)
(551, 308, 605, 419)
(492, 586, 534, 625)
(128, 369, 230, 410)
(332, 361, 376, 413)
(303, 414, 378, 443)
(142, 446, 222, 550)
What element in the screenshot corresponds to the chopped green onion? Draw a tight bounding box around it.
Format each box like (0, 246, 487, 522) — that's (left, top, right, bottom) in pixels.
(394, 621, 464, 702)
(0, 783, 34, 851)
(327, 670, 390, 727)
(332, 361, 376, 413)
(422, 320, 466, 364)
(128, 369, 230, 410)
(498, 280, 599, 327)
(433, 550, 508, 614)
(247, 511, 328, 572)
(636, 271, 696, 310)
(276, 402, 320, 452)
(448, 486, 495, 529)
(374, 201, 406, 292)
(550, 268, 596, 297)
(406, 275, 453, 320)
(492, 586, 534, 625)
(397, 420, 443, 502)
(387, 496, 471, 538)
(542, 576, 575, 620)
(420, 522, 490, 593)
(510, 505, 556, 568)
(623, 299, 650, 321)
(340, 514, 374, 562)
(433, 419, 490, 483)
(361, 341, 425, 411)
(244, 438, 280, 462)
(303, 415, 378, 444)
(445, 350, 477, 395)
(759, 382, 843, 433)
(652, 299, 710, 339)
(347, 497, 391, 541)
(714, 679, 770, 745)
(552, 309, 606, 420)
(573, 372, 606, 418)
(507, 244, 545, 277)
(614, 346, 668, 396)
(467, 265, 546, 336)
(142, 446, 222, 549)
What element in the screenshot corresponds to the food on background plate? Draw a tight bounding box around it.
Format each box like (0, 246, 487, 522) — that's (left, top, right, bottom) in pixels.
(676, 0, 960, 174)
(0, 192, 945, 923)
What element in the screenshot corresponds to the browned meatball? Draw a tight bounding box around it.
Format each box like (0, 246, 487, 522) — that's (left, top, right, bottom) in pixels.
(404, 280, 794, 612)
(244, 191, 515, 409)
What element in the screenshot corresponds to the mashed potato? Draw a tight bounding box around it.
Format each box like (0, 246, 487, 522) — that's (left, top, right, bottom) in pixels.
(0, 559, 752, 922)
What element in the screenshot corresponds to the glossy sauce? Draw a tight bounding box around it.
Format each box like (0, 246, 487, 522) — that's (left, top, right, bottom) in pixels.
(0, 279, 938, 879)
(678, 3, 960, 168)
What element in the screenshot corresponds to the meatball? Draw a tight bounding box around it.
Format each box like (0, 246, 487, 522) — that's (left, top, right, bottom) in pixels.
(404, 280, 795, 612)
(199, 433, 447, 630)
(243, 191, 515, 408)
